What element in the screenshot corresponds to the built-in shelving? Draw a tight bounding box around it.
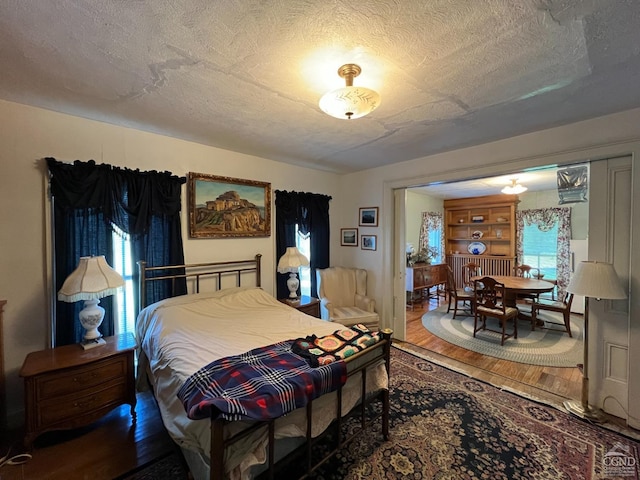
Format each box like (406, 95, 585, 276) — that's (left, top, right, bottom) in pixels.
(444, 194, 519, 286)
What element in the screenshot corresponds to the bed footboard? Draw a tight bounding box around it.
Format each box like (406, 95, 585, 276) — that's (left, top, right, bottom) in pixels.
(209, 328, 393, 480)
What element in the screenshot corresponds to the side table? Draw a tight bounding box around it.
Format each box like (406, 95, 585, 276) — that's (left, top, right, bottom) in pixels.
(279, 295, 321, 318)
(20, 333, 137, 449)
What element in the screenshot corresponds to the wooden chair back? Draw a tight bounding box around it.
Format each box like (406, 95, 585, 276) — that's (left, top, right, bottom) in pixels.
(513, 264, 532, 278)
(462, 262, 482, 288)
(473, 276, 519, 345)
(474, 276, 505, 312)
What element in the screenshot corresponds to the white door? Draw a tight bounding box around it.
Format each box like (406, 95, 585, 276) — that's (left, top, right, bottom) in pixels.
(392, 188, 407, 341)
(588, 156, 632, 420)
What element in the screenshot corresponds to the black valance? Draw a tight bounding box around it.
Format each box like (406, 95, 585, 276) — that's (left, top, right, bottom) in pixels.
(46, 157, 186, 237)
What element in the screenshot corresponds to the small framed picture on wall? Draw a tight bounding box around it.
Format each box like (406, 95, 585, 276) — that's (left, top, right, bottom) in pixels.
(359, 207, 379, 227)
(341, 228, 358, 246)
(361, 234, 377, 251)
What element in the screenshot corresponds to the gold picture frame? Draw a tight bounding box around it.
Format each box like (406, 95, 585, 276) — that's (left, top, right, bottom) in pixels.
(188, 172, 271, 238)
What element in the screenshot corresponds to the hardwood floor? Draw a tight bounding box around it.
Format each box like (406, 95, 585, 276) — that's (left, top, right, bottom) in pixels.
(402, 293, 582, 406)
(2, 303, 633, 479)
(0, 390, 178, 480)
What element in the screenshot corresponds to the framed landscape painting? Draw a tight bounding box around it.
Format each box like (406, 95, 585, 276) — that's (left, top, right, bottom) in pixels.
(359, 207, 379, 227)
(188, 172, 271, 238)
(341, 228, 358, 246)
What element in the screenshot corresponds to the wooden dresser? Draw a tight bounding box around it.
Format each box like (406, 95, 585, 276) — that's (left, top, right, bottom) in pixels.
(406, 263, 447, 307)
(20, 333, 136, 448)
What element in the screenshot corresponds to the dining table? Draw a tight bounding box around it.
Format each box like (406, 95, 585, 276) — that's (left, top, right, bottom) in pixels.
(471, 275, 556, 323)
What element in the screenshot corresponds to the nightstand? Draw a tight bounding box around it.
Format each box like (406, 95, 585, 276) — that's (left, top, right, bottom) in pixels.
(279, 295, 321, 318)
(20, 333, 137, 449)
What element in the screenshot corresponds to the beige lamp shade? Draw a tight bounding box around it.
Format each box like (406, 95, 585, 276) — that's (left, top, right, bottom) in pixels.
(566, 261, 627, 299)
(277, 247, 309, 273)
(58, 256, 125, 302)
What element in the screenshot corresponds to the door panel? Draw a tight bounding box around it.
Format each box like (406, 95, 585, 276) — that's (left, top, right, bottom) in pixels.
(588, 157, 631, 419)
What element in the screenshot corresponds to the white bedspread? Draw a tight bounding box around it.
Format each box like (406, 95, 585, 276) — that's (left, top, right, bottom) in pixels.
(136, 287, 387, 479)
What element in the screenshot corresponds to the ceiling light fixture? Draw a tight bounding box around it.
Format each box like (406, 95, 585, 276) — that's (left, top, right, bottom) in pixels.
(501, 179, 527, 195)
(319, 64, 380, 120)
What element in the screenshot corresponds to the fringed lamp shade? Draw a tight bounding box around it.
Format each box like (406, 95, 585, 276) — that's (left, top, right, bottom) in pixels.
(277, 247, 309, 299)
(58, 256, 125, 346)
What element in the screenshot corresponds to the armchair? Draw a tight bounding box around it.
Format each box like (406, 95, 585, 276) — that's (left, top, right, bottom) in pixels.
(316, 267, 379, 330)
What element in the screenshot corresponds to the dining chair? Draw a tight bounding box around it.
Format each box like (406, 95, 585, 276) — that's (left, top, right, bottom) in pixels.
(512, 264, 538, 303)
(445, 266, 474, 319)
(473, 276, 519, 345)
(531, 292, 574, 337)
(462, 262, 482, 290)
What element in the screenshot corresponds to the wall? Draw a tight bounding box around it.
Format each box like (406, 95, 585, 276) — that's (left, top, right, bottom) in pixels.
(405, 190, 443, 253)
(336, 108, 640, 330)
(518, 188, 589, 240)
(0, 99, 341, 425)
(2, 98, 639, 427)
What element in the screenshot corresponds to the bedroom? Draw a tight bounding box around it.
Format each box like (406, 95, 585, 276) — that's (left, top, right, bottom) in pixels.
(1, 1, 640, 477)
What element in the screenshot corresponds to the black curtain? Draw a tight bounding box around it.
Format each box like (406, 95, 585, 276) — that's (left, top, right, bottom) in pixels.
(274, 190, 331, 298)
(47, 157, 186, 346)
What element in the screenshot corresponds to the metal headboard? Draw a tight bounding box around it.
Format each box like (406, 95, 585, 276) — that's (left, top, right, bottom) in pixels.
(137, 254, 262, 310)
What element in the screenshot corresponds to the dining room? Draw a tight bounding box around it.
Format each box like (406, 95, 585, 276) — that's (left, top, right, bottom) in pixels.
(402, 164, 588, 403)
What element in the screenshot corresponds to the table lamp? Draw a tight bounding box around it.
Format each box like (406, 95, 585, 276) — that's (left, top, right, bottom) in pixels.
(58, 256, 125, 349)
(277, 247, 309, 300)
(565, 260, 627, 421)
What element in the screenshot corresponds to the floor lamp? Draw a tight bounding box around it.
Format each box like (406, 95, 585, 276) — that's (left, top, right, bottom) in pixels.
(564, 261, 627, 422)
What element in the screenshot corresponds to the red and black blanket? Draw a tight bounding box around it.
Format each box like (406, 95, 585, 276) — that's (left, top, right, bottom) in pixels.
(178, 325, 380, 422)
(177, 340, 347, 422)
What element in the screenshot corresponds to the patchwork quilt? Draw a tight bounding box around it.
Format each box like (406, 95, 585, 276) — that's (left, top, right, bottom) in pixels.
(292, 324, 380, 367)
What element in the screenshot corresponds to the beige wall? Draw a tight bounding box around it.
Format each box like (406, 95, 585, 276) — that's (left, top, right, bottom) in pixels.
(2, 98, 640, 427)
(405, 190, 443, 251)
(0, 99, 341, 424)
(519, 188, 589, 240)
(336, 108, 640, 334)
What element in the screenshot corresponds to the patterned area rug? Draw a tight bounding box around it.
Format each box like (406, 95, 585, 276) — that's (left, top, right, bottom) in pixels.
(122, 347, 639, 479)
(422, 305, 583, 366)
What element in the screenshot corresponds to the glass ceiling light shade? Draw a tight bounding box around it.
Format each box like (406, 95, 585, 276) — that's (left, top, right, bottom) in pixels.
(58, 255, 125, 348)
(277, 246, 309, 299)
(319, 64, 380, 120)
(501, 179, 527, 195)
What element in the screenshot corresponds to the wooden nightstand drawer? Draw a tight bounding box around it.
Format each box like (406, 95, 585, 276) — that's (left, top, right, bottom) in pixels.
(279, 296, 320, 318)
(20, 333, 137, 448)
(296, 301, 320, 317)
(38, 381, 127, 426)
(37, 357, 126, 400)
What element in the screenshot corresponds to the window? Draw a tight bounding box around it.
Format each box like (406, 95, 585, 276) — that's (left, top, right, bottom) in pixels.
(428, 228, 443, 264)
(112, 234, 136, 335)
(296, 225, 311, 297)
(521, 222, 558, 279)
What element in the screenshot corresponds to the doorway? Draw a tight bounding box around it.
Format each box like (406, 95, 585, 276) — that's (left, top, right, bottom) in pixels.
(401, 165, 584, 403)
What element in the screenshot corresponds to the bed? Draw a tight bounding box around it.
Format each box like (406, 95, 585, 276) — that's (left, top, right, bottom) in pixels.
(136, 255, 392, 479)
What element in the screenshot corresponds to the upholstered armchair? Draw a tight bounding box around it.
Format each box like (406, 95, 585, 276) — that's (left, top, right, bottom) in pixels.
(315, 267, 379, 330)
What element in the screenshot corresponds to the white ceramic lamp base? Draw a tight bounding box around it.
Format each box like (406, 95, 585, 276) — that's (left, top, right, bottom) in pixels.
(79, 299, 106, 349)
(286, 272, 300, 298)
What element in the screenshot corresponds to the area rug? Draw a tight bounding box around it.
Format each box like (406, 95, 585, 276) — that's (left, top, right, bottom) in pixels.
(121, 347, 640, 479)
(422, 305, 583, 367)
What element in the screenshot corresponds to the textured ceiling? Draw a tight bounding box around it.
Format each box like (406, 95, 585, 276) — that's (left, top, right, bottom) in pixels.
(1, 1, 639, 173)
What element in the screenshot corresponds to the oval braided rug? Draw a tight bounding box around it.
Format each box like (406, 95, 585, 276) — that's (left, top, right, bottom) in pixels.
(422, 306, 583, 367)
